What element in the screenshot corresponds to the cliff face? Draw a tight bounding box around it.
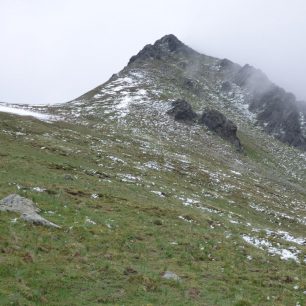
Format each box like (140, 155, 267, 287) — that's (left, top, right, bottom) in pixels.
(231, 64, 306, 149)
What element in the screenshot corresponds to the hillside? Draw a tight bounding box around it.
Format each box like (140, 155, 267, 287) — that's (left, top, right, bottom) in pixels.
(0, 34, 306, 305)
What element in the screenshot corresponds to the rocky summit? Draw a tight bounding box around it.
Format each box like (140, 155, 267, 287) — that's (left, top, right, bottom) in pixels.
(0, 34, 306, 305)
(128, 34, 198, 64)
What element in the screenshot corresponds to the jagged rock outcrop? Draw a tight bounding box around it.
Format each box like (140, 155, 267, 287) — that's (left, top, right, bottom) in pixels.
(129, 34, 198, 65)
(167, 99, 198, 122)
(167, 100, 242, 151)
(199, 109, 243, 151)
(221, 81, 232, 92)
(0, 194, 60, 228)
(233, 64, 272, 95)
(231, 64, 306, 149)
(219, 58, 241, 78)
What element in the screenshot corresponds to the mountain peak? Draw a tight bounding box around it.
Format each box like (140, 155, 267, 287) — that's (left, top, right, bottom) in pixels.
(128, 34, 196, 65)
(153, 34, 184, 51)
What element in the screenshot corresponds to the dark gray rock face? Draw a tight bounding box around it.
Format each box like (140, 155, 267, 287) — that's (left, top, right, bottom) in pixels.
(219, 58, 234, 69)
(234, 64, 272, 95)
(221, 81, 232, 92)
(219, 59, 241, 79)
(129, 34, 198, 65)
(167, 99, 198, 122)
(167, 100, 243, 151)
(199, 109, 243, 151)
(231, 64, 306, 149)
(253, 87, 306, 149)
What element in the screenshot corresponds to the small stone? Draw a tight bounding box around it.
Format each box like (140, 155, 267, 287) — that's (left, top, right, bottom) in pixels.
(293, 285, 299, 290)
(162, 271, 180, 281)
(123, 267, 137, 275)
(153, 219, 163, 226)
(64, 174, 74, 181)
(91, 193, 99, 199)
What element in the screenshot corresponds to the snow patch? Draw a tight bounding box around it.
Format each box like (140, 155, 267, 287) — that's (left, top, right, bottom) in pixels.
(151, 191, 165, 197)
(85, 217, 96, 225)
(242, 235, 300, 262)
(0, 105, 59, 122)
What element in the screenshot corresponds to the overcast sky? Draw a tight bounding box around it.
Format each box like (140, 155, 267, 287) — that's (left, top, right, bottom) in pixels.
(1, 0, 306, 104)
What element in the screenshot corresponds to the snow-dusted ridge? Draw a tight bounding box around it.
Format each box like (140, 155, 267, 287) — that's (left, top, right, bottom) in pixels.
(0, 103, 60, 122)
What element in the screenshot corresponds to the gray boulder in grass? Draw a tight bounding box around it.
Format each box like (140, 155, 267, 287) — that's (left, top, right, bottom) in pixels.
(162, 271, 181, 281)
(0, 194, 60, 228)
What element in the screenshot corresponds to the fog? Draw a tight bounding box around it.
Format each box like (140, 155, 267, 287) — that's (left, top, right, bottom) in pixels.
(1, 0, 306, 104)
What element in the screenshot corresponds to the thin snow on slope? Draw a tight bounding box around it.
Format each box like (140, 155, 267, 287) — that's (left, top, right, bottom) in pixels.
(64, 69, 160, 120)
(89, 70, 164, 119)
(0, 105, 58, 121)
(242, 235, 301, 262)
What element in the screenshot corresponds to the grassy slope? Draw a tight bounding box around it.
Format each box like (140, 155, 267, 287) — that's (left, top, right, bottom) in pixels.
(0, 107, 305, 306)
(0, 50, 306, 305)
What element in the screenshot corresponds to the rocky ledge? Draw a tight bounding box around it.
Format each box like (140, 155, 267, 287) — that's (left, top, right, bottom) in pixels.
(199, 108, 243, 151)
(167, 99, 243, 151)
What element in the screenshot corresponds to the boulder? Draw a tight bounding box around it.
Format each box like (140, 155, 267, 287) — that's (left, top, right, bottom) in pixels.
(167, 99, 198, 122)
(0, 194, 60, 228)
(183, 78, 203, 96)
(162, 271, 181, 281)
(221, 81, 232, 92)
(199, 109, 243, 151)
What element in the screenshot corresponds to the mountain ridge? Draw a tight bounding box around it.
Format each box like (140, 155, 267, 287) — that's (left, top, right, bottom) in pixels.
(65, 34, 306, 151)
(127, 34, 306, 150)
(0, 34, 306, 305)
